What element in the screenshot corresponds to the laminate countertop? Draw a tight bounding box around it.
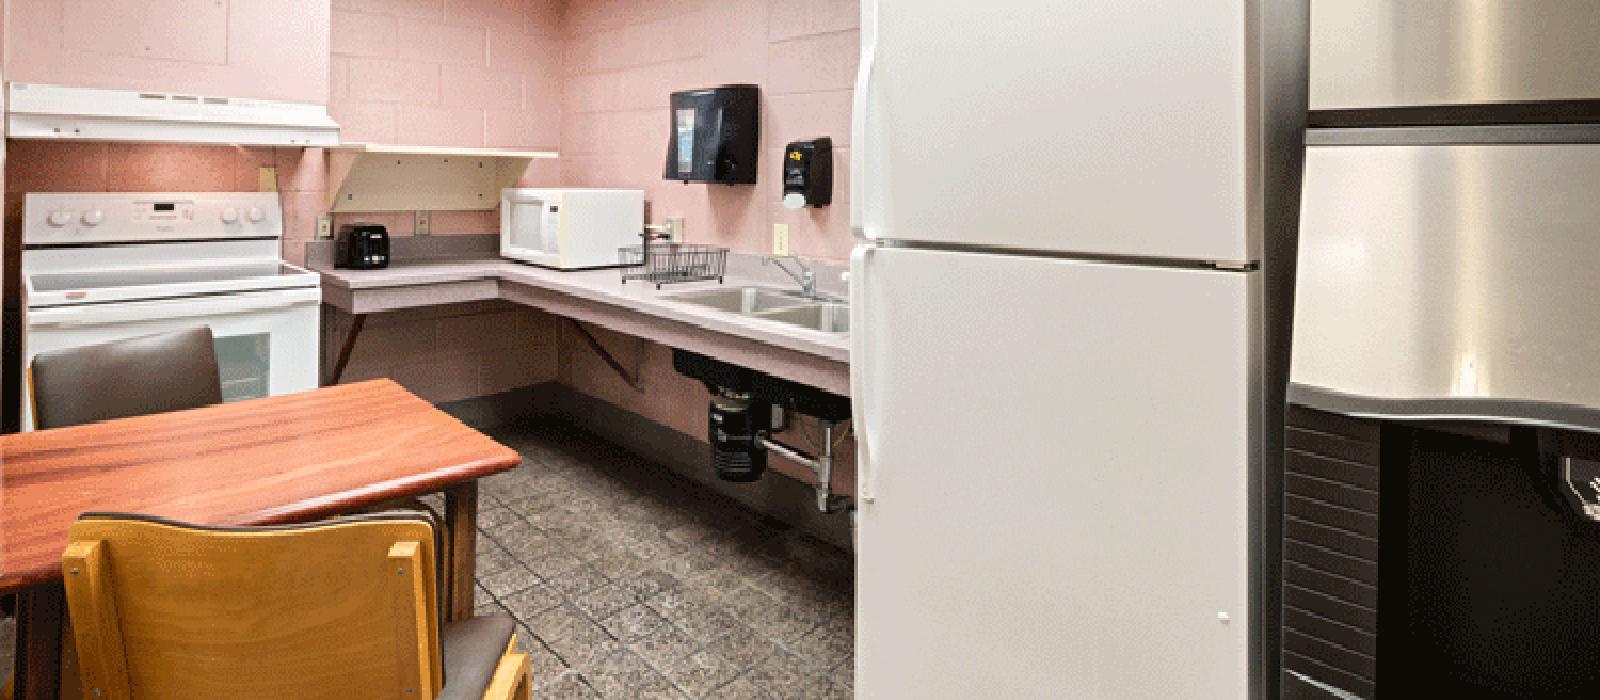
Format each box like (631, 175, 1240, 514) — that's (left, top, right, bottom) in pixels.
(315, 257, 850, 366)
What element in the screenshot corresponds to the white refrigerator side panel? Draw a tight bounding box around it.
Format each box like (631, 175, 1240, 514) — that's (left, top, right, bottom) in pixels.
(853, 248, 1252, 699)
(854, 0, 1251, 262)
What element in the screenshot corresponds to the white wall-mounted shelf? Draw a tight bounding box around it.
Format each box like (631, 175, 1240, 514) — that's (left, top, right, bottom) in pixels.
(327, 143, 559, 212)
(333, 143, 558, 159)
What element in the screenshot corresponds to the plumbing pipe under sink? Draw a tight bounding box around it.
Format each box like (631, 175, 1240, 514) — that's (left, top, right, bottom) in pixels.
(759, 419, 849, 513)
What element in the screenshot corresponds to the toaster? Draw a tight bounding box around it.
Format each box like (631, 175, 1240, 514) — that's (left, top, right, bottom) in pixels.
(335, 224, 389, 270)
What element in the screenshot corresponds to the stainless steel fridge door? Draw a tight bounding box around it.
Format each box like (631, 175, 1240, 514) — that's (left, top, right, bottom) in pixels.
(1311, 1, 1600, 110)
(1293, 142, 1600, 431)
(851, 246, 1254, 699)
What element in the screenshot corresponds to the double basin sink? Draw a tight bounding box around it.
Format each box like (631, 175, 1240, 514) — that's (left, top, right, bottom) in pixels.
(668, 287, 849, 334)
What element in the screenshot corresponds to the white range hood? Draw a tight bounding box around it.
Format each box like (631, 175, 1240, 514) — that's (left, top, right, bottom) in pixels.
(6, 83, 340, 147)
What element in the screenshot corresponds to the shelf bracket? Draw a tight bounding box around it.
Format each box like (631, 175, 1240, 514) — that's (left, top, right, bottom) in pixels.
(566, 319, 642, 391)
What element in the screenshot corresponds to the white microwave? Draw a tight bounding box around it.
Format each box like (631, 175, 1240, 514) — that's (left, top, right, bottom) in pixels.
(500, 188, 645, 270)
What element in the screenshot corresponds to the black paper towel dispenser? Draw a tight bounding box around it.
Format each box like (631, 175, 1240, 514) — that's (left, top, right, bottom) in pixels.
(664, 85, 759, 185)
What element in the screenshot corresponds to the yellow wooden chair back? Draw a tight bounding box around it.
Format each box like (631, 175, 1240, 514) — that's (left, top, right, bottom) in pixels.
(61, 514, 445, 700)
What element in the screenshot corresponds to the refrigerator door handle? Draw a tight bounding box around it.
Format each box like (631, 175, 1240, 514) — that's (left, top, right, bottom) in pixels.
(850, 245, 878, 503)
(850, 0, 879, 237)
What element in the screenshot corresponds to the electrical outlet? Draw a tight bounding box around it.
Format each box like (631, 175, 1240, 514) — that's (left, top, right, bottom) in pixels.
(415, 210, 431, 236)
(316, 215, 333, 239)
(772, 224, 790, 256)
(257, 167, 278, 192)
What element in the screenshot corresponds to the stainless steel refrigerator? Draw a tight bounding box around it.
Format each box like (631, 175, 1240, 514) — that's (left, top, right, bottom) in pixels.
(847, 2, 1308, 697)
(1285, 2, 1600, 696)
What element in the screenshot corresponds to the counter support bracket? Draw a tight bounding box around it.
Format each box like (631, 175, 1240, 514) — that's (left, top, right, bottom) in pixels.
(327, 312, 367, 386)
(566, 319, 642, 391)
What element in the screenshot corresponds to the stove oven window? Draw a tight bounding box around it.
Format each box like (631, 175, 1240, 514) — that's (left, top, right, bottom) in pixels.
(215, 333, 271, 402)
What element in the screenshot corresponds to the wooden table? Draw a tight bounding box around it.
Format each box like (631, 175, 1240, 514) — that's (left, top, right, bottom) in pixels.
(0, 380, 521, 699)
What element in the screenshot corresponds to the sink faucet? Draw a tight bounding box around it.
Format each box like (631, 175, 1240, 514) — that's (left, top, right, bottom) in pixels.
(764, 254, 817, 299)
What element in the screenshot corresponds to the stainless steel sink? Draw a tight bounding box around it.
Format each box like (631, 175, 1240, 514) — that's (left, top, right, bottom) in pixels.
(669, 285, 849, 334)
(757, 303, 850, 334)
(668, 286, 809, 314)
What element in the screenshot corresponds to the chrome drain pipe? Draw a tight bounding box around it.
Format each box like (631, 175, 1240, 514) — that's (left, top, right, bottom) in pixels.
(759, 419, 849, 513)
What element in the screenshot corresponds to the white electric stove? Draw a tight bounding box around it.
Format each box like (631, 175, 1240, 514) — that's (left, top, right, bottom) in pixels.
(21, 192, 321, 430)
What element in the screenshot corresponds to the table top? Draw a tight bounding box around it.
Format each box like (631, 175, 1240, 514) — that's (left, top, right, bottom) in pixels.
(0, 379, 521, 593)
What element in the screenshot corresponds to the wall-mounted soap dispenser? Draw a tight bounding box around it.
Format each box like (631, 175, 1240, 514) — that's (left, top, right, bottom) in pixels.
(664, 85, 760, 185)
(782, 137, 833, 209)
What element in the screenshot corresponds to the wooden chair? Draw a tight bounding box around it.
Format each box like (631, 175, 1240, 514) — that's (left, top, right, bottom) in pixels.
(59, 512, 531, 700)
(29, 326, 223, 429)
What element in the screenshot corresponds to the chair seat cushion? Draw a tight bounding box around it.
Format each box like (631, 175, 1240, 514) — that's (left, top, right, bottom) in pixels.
(438, 613, 518, 700)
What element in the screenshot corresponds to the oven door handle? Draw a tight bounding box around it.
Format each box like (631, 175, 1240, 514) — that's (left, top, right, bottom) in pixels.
(29, 289, 319, 328)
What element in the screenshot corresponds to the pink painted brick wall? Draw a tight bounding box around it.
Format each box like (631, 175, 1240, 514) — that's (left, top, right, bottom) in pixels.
(330, 0, 563, 152)
(7, 0, 331, 104)
(559, 0, 860, 263)
(335, 302, 558, 404)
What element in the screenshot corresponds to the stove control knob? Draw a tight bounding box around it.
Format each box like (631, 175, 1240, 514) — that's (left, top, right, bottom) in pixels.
(81, 209, 105, 226)
(221, 207, 240, 224)
(48, 210, 74, 227)
(247, 206, 266, 223)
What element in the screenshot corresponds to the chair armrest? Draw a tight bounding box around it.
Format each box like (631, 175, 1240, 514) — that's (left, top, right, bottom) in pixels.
(481, 651, 530, 700)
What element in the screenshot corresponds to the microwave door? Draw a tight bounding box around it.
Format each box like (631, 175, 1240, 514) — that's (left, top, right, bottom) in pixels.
(508, 198, 551, 256)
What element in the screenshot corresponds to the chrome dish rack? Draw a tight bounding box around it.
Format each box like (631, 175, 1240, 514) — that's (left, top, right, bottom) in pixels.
(619, 242, 728, 289)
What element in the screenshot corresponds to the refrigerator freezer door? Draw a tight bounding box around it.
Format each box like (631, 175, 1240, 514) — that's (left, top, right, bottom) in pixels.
(852, 247, 1252, 699)
(853, 0, 1252, 262)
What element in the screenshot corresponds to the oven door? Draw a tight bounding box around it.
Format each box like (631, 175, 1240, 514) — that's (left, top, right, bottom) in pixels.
(22, 286, 320, 430)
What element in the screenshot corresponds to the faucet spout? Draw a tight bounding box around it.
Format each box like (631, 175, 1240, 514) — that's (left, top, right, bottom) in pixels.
(764, 254, 817, 298)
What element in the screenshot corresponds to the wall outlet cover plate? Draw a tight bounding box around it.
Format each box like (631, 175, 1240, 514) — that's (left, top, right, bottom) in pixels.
(772, 223, 790, 256)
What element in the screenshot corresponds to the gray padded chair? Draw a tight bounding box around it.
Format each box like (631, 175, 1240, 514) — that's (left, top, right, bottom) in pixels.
(29, 326, 223, 429)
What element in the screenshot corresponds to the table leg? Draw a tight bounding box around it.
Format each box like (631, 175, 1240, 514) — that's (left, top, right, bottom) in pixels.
(444, 482, 479, 622)
(12, 584, 63, 700)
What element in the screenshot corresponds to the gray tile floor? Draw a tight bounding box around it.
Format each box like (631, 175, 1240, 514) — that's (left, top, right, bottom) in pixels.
(0, 421, 855, 698)
(469, 421, 854, 699)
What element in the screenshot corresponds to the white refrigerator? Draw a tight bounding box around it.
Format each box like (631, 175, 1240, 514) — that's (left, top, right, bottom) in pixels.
(848, 2, 1308, 698)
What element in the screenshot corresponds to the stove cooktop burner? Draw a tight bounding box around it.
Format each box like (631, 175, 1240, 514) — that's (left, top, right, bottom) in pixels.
(30, 263, 307, 293)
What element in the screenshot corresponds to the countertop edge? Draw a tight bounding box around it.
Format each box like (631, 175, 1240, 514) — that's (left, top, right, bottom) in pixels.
(315, 260, 851, 365)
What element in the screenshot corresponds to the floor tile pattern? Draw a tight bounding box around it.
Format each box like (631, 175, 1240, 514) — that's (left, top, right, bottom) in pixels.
(0, 421, 855, 699)
(466, 422, 855, 699)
